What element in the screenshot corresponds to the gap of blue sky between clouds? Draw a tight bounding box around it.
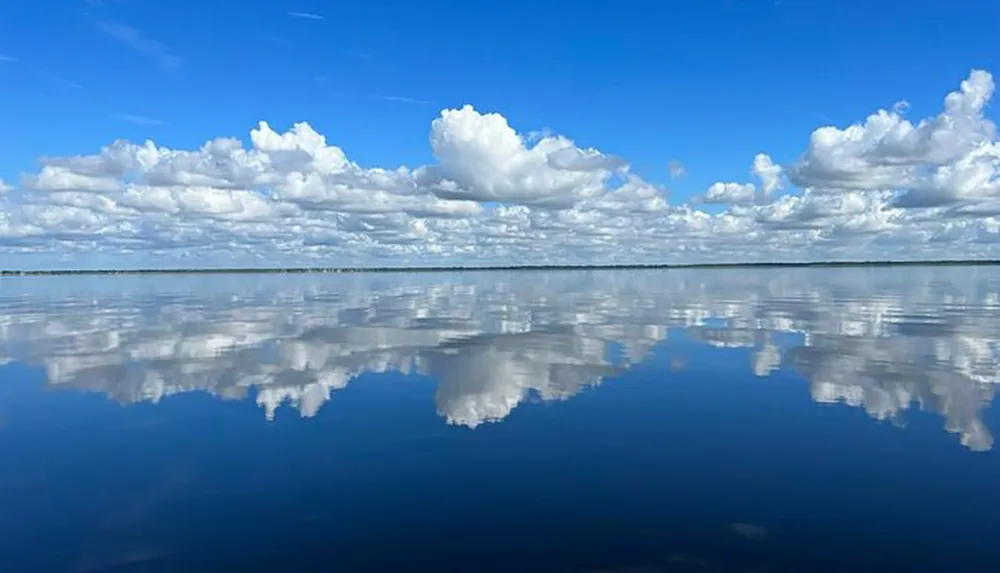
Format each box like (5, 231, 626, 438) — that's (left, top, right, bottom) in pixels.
(1, 69, 998, 269)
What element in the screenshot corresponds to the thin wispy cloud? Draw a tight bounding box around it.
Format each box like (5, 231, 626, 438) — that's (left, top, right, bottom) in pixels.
(288, 11, 323, 20)
(344, 49, 374, 60)
(30, 67, 84, 90)
(112, 112, 165, 126)
(96, 21, 180, 70)
(2, 56, 82, 89)
(373, 94, 431, 105)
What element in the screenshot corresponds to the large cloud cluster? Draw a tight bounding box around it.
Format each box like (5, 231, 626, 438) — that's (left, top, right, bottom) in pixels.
(2, 266, 998, 449)
(3, 71, 1000, 267)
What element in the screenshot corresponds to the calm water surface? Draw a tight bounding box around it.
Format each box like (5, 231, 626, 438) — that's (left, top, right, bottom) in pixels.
(1, 267, 999, 572)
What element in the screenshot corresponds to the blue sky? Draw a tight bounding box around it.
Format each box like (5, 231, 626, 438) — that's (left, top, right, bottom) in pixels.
(1, 0, 1000, 268)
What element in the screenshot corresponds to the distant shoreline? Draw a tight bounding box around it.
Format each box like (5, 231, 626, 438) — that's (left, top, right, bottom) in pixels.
(1, 260, 999, 276)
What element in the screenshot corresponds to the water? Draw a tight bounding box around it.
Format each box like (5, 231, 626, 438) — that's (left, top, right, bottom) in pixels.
(1, 266, 999, 573)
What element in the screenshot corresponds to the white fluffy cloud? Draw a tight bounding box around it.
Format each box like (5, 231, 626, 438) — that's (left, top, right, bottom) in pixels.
(4, 70, 1000, 267)
(699, 154, 785, 206)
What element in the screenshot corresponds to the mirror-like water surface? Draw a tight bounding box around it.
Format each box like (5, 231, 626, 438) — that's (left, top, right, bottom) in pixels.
(2, 267, 999, 572)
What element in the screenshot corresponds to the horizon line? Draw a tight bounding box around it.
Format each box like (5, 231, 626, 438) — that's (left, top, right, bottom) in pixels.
(1, 259, 998, 276)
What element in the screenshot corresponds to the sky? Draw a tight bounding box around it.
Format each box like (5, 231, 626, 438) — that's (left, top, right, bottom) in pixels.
(1, 0, 1000, 269)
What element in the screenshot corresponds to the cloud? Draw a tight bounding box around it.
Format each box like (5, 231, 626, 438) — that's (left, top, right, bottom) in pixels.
(288, 11, 323, 20)
(373, 95, 431, 105)
(0, 57, 83, 89)
(30, 67, 84, 90)
(701, 181, 757, 205)
(3, 69, 1000, 267)
(112, 113, 165, 126)
(415, 104, 627, 207)
(789, 70, 997, 208)
(0, 179, 12, 195)
(96, 21, 181, 70)
(343, 49, 374, 60)
(753, 153, 783, 196)
(668, 160, 686, 178)
(699, 153, 784, 206)
(1, 266, 996, 449)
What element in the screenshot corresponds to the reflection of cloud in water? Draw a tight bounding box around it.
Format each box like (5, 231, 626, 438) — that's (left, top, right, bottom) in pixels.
(787, 335, 997, 451)
(1, 267, 999, 448)
(427, 329, 619, 427)
(730, 522, 768, 539)
(74, 548, 175, 573)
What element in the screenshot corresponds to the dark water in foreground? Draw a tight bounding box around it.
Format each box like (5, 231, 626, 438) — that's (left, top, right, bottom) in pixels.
(1, 267, 999, 573)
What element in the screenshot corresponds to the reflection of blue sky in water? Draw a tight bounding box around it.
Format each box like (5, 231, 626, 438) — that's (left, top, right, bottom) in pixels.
(1, 266, 999, 449)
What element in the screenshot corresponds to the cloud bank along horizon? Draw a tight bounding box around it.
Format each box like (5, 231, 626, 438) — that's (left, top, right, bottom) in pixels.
(2, 69, 1000, 269)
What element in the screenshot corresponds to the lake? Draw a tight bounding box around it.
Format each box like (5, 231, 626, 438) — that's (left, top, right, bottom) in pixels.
(1, 266, 999, 573)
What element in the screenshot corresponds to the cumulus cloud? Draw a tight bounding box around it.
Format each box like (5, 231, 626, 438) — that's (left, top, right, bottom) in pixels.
(789, 70, 998, 208)
(1, 267, 996, 448)
(700, 154, 784, 206)
(753, 153, 784, 197)
(415, 105, 625, 207)
(3, 70, 1000, 268)
(702, 182, 757, 205)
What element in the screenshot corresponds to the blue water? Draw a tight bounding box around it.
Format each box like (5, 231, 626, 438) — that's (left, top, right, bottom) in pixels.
(1, 267, 999, 572)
